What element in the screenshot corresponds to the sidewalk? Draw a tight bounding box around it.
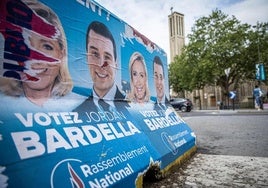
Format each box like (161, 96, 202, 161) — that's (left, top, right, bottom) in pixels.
(145, 108, 268, 188)
(192, 108, 268, 114)
(145, 153, 268, 188)
(178, 153, 268, 187)
(182, 109, 268, 187)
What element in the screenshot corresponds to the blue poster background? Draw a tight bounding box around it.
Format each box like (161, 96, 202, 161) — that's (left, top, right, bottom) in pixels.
(0, 0, 196, 187)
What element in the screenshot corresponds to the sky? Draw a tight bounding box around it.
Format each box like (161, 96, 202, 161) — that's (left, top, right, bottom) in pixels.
(94, 0, 268, 63)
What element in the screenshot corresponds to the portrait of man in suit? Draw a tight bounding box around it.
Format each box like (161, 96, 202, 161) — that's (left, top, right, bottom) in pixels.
(153, 56, 169, 111)
(74, 21, 128, 115)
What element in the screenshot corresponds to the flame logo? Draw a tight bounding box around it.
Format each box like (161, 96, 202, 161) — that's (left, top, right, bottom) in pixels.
(68, 163, 85, 188)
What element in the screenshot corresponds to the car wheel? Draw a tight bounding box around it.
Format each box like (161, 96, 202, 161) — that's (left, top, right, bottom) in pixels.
(181, 106, 187, 112)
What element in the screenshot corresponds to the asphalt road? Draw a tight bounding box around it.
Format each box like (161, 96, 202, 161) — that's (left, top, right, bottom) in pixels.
(180, 110, 268, 187)
(145, 110, 268, 187)
(180, 111, 268, 157)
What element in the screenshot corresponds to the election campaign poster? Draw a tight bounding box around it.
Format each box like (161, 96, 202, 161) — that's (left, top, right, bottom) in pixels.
(0, 0, 196, 187)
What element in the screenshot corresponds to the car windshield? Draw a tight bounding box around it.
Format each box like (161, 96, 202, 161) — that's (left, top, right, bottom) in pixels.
(172, 98, 186, 102)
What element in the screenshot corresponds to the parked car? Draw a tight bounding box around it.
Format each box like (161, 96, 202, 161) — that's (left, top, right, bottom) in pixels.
(169, 98, 193, 112)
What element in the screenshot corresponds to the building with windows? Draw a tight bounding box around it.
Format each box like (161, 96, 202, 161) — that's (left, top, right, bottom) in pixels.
(168, 11, 185, 62)
(168, 10, 267, 109)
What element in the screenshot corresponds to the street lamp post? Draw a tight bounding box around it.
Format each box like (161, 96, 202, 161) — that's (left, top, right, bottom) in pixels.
(254, 22, 261, 66)
(253, 22, 264, 81)
(225, 68, 231, 109)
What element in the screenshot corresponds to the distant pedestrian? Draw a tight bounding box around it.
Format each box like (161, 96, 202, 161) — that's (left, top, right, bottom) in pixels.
(253, 85, 263, 110)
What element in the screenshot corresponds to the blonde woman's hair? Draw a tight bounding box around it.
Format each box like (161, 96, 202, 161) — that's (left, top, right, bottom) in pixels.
(127, 52, 150, 103)
(0, 0, 72, 97)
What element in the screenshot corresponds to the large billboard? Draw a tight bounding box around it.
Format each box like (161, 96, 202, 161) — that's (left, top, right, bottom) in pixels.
(0, 0, 196, 187)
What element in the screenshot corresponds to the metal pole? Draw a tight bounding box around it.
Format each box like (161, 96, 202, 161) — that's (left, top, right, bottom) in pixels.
(257, 22, 261, 64)
(225, 68, 231, 109)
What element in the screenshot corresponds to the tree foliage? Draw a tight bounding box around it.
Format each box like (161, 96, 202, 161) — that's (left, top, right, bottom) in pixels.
(169, 9, 268, 97)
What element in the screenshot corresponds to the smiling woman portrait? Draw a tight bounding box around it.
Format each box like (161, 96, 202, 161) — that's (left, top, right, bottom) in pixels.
(127, 51, 150, 104)
(0, 0, 84, 111)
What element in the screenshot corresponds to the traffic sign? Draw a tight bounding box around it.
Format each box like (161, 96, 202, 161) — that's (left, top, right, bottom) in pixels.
(229, 91, 236, 99)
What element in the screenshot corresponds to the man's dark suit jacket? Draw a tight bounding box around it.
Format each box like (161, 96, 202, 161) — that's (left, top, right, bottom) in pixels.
(153, 96, 170, 111)
(73, 86, 129, 114)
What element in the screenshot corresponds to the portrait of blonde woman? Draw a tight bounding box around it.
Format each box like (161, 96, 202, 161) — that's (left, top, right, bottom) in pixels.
(0, 0, 85, 112)
(127, 52, 151, 105)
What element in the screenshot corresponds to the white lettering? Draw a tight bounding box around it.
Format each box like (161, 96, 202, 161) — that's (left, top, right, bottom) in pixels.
(11, 131, 45, 159)
(76, 0, 97, 12)
(35, 112, 51, 126)
(46, 129, 72, 153)
(85, 111, 126, 123)
(97, 123, 115, 141)
(80, 164, 93, 176)
(47, 112, 61, 124)
(82, 125, 103, 144)
(11, 121, 140, 160)
(139, 110, 159, 118)
(71, 112, 83, 123)
(144, 119, 155, 131)
(14, 112, 83, 127)
(63, 127, 89, 147)
(14, 113, 33, 127)
(88, 163, 134, 187)
(143, 115, 182, 131)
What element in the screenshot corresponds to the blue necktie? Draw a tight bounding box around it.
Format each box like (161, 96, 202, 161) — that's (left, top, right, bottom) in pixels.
(98, 99, 110, 111)
(159, 103, 166, 110)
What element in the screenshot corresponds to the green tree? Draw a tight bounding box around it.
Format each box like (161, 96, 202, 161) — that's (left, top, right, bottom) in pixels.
(248, 22, 268, 82)
(169, 9, 268, 104)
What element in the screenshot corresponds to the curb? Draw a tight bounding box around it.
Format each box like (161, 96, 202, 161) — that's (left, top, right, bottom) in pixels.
(192, 109, 268, 114)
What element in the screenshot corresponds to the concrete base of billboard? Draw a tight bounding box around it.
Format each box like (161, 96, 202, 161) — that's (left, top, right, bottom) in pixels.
(138, 145, 197, 187)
